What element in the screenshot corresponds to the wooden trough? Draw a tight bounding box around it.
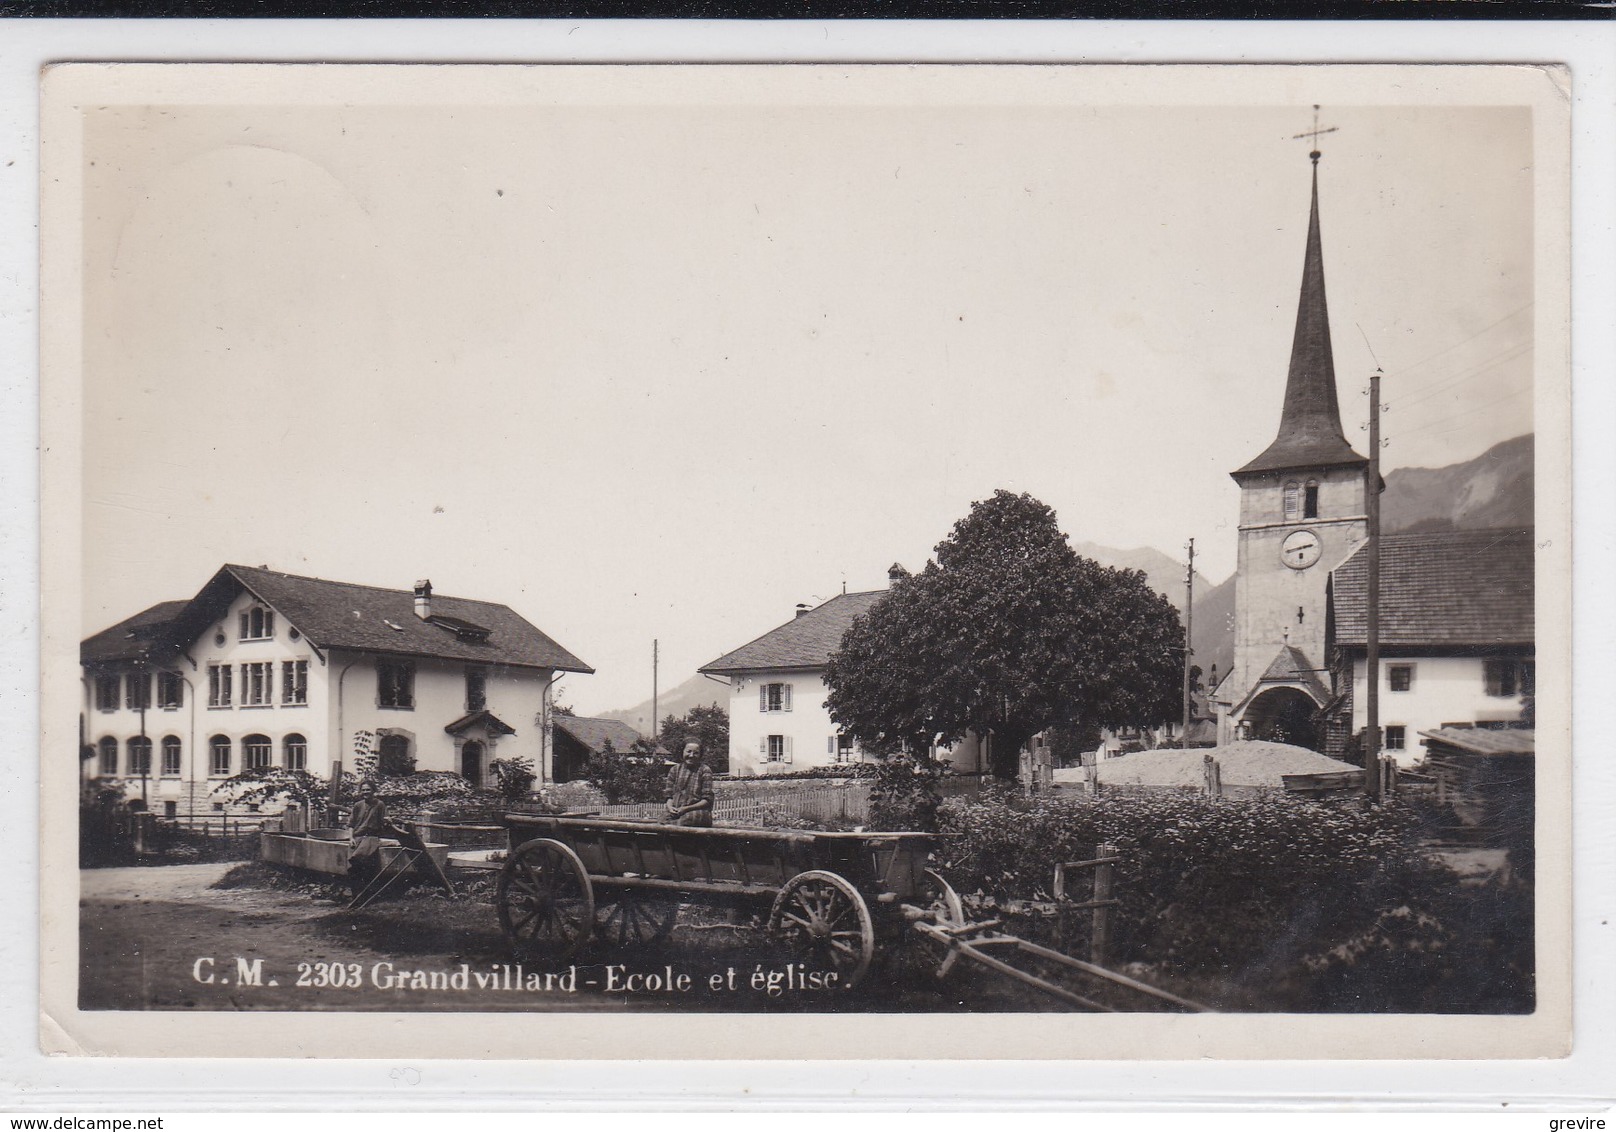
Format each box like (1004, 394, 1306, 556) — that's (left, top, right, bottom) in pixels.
(260, 830, 451, 880)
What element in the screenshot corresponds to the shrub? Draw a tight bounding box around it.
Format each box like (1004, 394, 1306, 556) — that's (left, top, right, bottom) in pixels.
(215, 767, 332, 811)
(488, 756, 538, 803)
(936, 790, 1464, 991)
(584, 739, 668, 805)
(867, 753, 944, 832)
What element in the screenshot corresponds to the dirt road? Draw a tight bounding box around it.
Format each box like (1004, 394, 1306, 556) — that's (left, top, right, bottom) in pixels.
(78, 864, 995, 1012)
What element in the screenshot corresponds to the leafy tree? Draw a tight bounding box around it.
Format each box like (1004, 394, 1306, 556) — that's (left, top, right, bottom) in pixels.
(825, 490, 1184, 779)
(656, 703, 730, 774)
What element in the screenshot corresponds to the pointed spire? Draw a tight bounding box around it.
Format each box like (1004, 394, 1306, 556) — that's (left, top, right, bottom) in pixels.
(1235, 156, 1366, 478)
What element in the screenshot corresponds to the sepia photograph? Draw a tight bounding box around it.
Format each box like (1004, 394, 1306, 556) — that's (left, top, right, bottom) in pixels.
(39, 62, 1570, 1058)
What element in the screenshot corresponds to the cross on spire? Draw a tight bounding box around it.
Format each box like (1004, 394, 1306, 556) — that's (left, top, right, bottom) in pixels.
(1291, 104, 1338, 165)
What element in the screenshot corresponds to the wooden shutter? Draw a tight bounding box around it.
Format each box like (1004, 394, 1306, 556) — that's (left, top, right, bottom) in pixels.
(759, 735, 768, 760)
(783, 684, 793, 711)
(827, 735, 835, 755)
(783, 736, 794, 764)
(759, 685, 768, 712)
(1483, 659, 1504, 696)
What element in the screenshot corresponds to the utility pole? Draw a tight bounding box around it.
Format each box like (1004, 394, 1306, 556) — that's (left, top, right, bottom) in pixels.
(1182, 538, 1195, 742)
(1364, 368, 1384, 801)
(651, 638, 659, 742)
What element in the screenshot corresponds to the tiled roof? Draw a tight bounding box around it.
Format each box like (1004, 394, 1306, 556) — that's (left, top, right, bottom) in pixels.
(1330, 529, 1533, 648)
(1256, 644, 1331, 705)
(1419, 727, 1535, 757)
(87, 566, 592, 674)
(699, 590, 887, 675)
(80, 600, 190, 665)
(219, 565, 592, 671)
(1234, 166, 1367, 478)
(553, 715, 645, 754)
(445, 710, 517, 737)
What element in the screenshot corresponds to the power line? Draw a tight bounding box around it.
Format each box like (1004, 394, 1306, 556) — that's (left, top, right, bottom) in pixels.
(1384, 301, 1534, 391)
(1389, 383, 1532, 442)
(1386, 340, 1533, 414)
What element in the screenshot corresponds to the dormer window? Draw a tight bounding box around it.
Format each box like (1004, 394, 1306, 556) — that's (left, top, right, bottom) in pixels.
(1283, 481, 1300, 521)
(1303, 479, 1320, 519)
(239, 606, 275, 641)
(427, 614, 491, 644)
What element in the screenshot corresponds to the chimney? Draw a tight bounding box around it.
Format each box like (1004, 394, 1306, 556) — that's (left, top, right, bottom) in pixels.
(795, 603, 810, 618)
(413, 579, 432, 620)
(887, 562, 909, 588)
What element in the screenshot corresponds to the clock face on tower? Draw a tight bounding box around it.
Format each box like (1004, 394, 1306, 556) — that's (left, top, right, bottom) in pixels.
(1281, 529, 1322, 570)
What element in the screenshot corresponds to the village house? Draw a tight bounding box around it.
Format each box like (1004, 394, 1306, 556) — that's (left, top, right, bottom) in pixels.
(550, 715, 648, 784)
(80, 565, 592, 816)
(699, 565, 989, 777)
(1322, 528, 1534, 767)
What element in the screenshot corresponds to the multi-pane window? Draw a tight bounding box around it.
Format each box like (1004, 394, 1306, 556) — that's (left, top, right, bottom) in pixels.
(161, 736, 182, 776)
(1484, 658, 1536, 698)
(208, 663, 233, 707)
(242, 662, 274, 706)
(239, 606, 275, 641)
(378, 661, 415, 709)
(127, 737, 152, 775)
(125, 672, 151, 711)
(832, 734, 858, 763)
(209, 735, 232, 776)
(98, 736, 118, 775)
(157, 671, 184, 709)
(1384, 725, 1407, 751)
(763, 734, 792, 763)
(760, 682, 792, 712)
(1388, 665, 1414, 693)
(281, 660, 308, 706)
(95, 675, 120, 711)
(466, 670, 487, 712)
(244, 734, 272, 770)
(284, 734, 307, 772)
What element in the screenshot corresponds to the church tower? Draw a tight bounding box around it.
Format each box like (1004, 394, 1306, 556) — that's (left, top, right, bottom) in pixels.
(1218, 142, 1368, 748)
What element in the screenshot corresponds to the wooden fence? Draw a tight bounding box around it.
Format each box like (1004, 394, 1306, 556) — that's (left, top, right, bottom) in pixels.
(579, 780, 874, 827)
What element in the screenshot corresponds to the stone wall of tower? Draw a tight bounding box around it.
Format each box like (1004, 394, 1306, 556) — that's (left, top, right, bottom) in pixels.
(1228, 464, 1367, 710)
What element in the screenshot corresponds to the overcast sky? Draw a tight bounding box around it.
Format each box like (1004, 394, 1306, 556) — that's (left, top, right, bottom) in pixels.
(78, 71, 1535, 714)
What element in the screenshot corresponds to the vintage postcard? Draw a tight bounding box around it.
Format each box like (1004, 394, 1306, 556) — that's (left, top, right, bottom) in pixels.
(40, 62, 1571, 1059)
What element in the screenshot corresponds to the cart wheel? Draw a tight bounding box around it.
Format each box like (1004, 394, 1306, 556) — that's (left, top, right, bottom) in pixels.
(768, 869, 875, 990)
(595, 891, 679, 948)
(497, 838, 594, 959)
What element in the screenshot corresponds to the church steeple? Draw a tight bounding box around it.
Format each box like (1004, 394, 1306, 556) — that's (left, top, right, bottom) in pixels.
(1234, 151, 1367, 478)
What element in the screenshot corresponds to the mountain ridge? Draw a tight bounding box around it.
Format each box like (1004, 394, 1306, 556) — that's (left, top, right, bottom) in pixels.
(596, 434, 1532, 726)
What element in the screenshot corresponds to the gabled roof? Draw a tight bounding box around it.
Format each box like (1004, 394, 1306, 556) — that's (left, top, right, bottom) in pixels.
(445, 710, 517, 737)
(1234, 161, 1367, 478)
(1330, 529, 1533, 649)
(1420, 726, 1534, 757)
(699, 589, 887, 675)
(1255, 643, 1331, 705)
(81, 600, 190, 665)
(89, 565, 593, 674)
(552, 715, 644, 755)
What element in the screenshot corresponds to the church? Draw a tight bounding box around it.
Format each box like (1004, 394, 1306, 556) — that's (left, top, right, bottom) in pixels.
(1211, 140, 1534, 765)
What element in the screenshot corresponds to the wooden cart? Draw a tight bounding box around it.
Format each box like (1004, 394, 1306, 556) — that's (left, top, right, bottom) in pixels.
(496, 813, 960, 990)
